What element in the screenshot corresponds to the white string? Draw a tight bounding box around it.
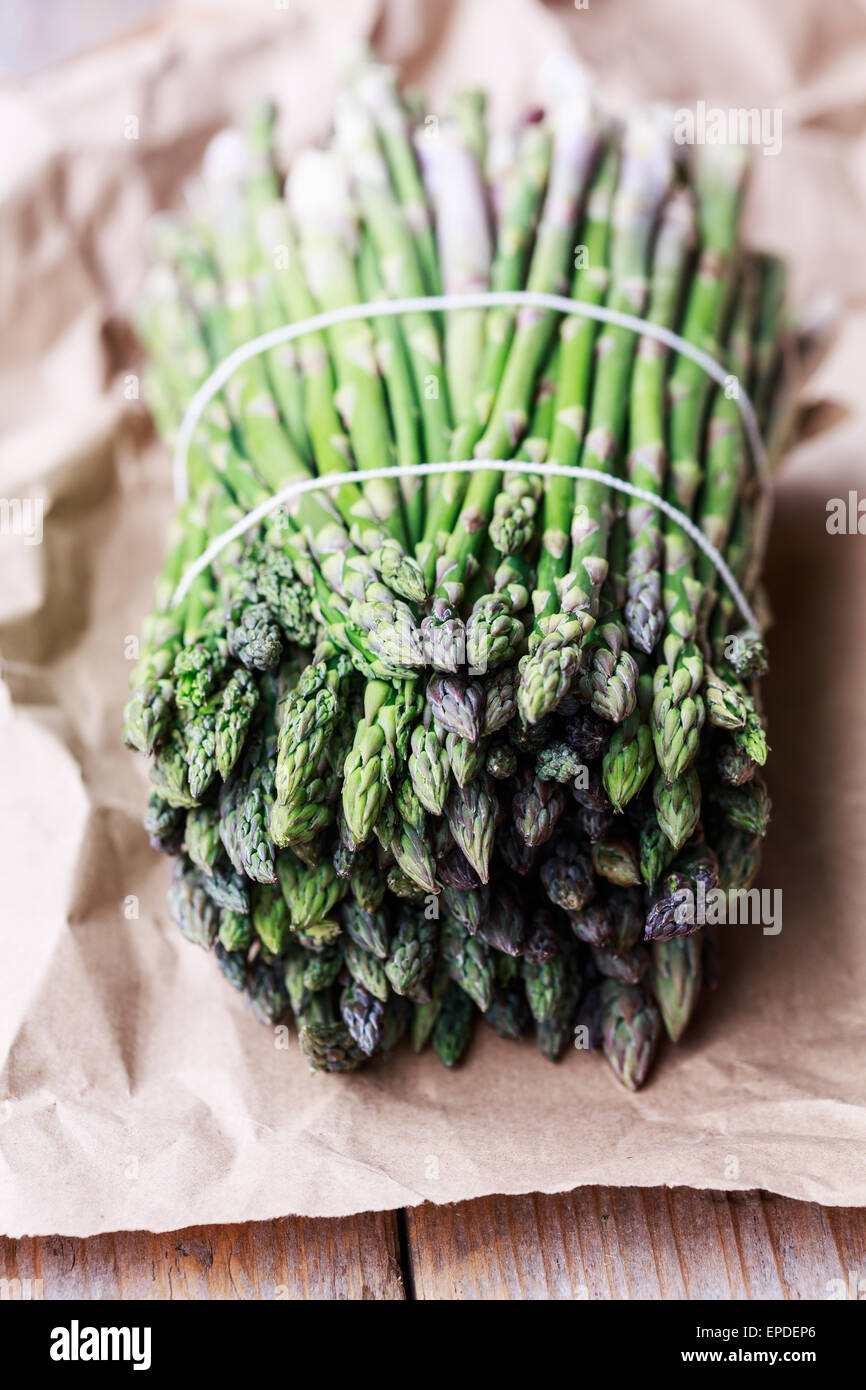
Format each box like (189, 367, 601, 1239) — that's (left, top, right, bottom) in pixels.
(172, 289, 771, 503)
(171, 459, 762, 631)
(169, 289, 772, 633)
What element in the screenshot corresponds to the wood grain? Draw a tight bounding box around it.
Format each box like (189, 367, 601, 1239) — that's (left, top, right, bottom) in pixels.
(0, 1211, 405, 1301)
(1, 1191, 863, 1300)
(403, 1190, 866, 1300)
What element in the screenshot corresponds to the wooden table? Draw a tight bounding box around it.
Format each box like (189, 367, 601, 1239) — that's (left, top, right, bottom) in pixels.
(3, 1189, 865, 1299)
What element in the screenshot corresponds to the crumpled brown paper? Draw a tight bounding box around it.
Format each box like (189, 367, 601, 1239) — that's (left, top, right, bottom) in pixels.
(1, 0, 866, 1237)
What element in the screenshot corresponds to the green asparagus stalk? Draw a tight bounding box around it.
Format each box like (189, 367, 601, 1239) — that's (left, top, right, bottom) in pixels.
(298, 992, 365, 1073)
(449, 121, 552, 478)
(602, 664, 655, 810)
(653, 766, 701, 853)
(286, 148, 408, 545)
(353, 56, 442, 296)
(625, 187, 696, 651)
(416, 113, 492, 427)
(651, 144, 749, 785)
(340, 978, 386, 1055)
(432, 981, 475, 1067)
(488, 341, 558, 556)
(649, 935, 703, 1041)
(565, 115, 673, 617)
(519, 114, 672, 722)
(423, 96, 602, 663)
(357, 228, 425, 544)
(333, 95, 452, 477)
(600, 981, 661, 1090)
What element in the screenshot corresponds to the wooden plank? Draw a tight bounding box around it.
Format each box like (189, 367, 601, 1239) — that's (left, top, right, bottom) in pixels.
(3, 1190, 864, 1300)
(761, 1193, 866, 1300)
(0, 1212, 405, 1301)
(403, 1190, 866, 1300)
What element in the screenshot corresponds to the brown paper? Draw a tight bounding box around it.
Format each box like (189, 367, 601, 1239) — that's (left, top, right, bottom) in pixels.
(1, 0, 865, 1237)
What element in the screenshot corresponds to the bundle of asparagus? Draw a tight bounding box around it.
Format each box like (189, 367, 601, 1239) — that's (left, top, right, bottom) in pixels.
(125, 56, 821, 1089)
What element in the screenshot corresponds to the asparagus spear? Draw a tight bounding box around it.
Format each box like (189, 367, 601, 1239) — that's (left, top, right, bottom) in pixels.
(385, 907, 438, 996)
(449, 122, 552, 478)
(340, 978, 386, 1055)
(333, 95, 452, 480)
(342, 679, 420, 848)
(144, 793, 185, 855)
(625, 187, 696, 652)
(649, 935, 703, 1042)
(602, 663, 655, 810)
(714, 774, 771, 837)
(171, 214, 421, 662)
(653, 766, 701, 853)
(445, 774, 497, 884)
(123, 505, 206, 754)
(251, 196, 426, 598)
(600, 981, 661, 1090)
(286, 149, 408, 545)
(298, 992, 365, 1073)
(488, 341, 558, 556)
(424, 95, 602, 661)
(353, 56, 442, 296)
(432, 981, 475, 1067)
(137, 258, 399, 671)
(416, 112, 492, 427)
(357, 228, 425, 545)
(407, 708, 451, 814)
(169, 860, 221, 949)
(520, 113, 673, 723)
(418, 122, 551, 575)
(651, 144, 749, 785)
